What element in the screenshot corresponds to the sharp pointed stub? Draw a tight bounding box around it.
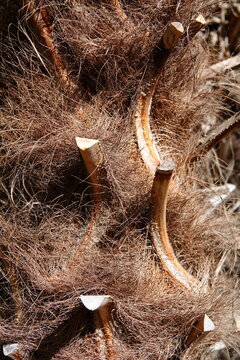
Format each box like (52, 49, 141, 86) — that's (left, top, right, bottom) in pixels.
(185, 314, 215, 347)
(80, 295, 115, 359)
(135, 23, 184, 174)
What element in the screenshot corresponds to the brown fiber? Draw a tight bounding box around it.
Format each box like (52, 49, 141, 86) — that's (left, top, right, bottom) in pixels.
(0, 1, 239, 359)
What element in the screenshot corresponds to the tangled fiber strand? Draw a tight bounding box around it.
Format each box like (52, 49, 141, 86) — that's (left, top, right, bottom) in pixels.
(0, 0, 240, 359)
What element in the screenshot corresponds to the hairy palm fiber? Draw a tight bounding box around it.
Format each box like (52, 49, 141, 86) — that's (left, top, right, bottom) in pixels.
(0, 1, 240, 359)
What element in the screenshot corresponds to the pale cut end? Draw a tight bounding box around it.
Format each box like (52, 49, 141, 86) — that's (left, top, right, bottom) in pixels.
(188, 14, 206, 37)
(185, 314, 215, 347)
(195, 14, 206, 25)
(76, 137, 100, 151)
(80, 295, 112, 311)
(209, 341, 226, 351)
(162, 22, 184, 49)
(156, 158, 175, 175)
(203, 314, 215, 332)
(3, 343, 20, 357)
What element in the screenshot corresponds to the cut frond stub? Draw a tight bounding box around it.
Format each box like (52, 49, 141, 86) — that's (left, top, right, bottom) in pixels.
(49, 138, 104, 277)
(3, 344, 22, 360)
(80, 295, 112, 311)
(76, 137, 103, 203)
(80, 295, 115, 359)
(182, 315, 215, 359)
(135, 23, 184, 174)
(185, 314, 215, 347)
(151, 159, 200, 292)
(160, 22, 185, 50)
(63, 138, 104, 269)
(184, 14, 206, 44)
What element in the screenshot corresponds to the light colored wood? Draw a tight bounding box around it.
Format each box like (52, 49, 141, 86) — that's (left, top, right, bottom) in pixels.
(161, 22, 184, 49)
(135, 23, 184, 174)
(135, 96, 160, 175)
(80, 295, 115, 360)
(3, 344, 22, 360)
(49, 138, 104, 275)
(67, 138, 103, 260)
(185, 14, 206, 43)
(80, 295, 112, 311)
(182, 315, 215, 359)
(76, 137, 103, 203)
(151, 159, 200, 292)
(185, 314, 215, 347)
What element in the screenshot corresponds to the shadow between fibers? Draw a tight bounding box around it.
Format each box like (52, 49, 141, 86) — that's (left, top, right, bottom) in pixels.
(33, 305, 94, 360)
